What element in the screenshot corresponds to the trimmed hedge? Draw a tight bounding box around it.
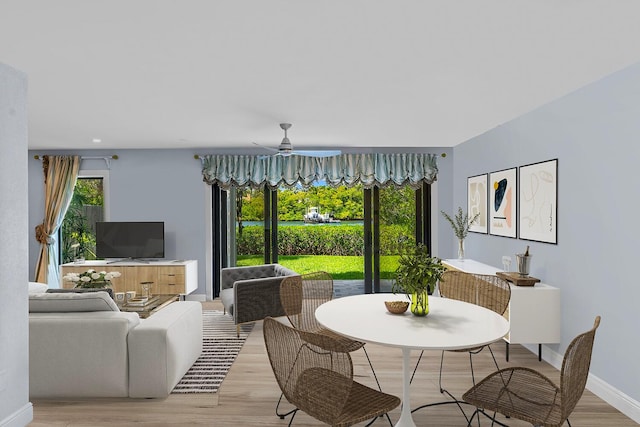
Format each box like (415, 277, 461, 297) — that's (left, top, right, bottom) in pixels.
(236, 224, 413, 256)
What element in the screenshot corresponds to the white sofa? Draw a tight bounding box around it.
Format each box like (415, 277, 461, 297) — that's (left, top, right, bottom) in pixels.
(28, 291, 203, 399)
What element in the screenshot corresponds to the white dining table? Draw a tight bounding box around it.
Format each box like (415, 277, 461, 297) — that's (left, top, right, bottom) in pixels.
(315, 293, 510, 427)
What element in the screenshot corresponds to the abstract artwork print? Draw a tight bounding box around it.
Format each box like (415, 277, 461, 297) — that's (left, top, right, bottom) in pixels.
(489, 168, 517, 238)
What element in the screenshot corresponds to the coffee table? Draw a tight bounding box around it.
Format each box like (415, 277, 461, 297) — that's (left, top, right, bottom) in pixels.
(119, 294, 179, 318)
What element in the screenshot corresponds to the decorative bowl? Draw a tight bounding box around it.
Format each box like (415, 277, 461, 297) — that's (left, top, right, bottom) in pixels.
(385, 300, 409, 314)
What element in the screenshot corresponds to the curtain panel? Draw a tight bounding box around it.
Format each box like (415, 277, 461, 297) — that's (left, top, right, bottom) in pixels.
(34, 155, 80, 285)
(201, 153, 438, 189)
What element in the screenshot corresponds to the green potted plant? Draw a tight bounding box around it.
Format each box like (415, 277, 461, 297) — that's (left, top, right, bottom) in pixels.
(441, 207, 479, 260)
(391, 243, 446, 316)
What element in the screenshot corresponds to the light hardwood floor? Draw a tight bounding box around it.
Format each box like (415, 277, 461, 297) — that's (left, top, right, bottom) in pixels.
(30, 301, 636, 426)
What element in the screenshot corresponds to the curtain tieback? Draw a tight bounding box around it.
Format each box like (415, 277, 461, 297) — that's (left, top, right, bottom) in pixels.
(35, 223, 54, 245)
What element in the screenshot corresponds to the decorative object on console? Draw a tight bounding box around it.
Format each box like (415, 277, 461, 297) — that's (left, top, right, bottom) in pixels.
(392, 243, 446, 316)
(62, 269, 121, 288)
(441, 206, 479, 260)
(496, 271, 540, 287)
(516, 245, 532, 276)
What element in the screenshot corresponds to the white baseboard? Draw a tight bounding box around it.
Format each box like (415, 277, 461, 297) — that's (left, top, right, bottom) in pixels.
(185, 293, 206, 302)
(522, 344, 640, 424)
(0, 402, 33, 427)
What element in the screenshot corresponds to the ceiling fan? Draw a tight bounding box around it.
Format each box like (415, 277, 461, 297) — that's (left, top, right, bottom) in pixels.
(253, 123, 342, 158)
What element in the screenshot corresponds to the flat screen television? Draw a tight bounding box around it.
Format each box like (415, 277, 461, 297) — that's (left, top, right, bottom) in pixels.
(95, 221, 165, 260)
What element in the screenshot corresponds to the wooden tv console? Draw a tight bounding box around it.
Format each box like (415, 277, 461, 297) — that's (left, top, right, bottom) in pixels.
(60, 260, 198, 296)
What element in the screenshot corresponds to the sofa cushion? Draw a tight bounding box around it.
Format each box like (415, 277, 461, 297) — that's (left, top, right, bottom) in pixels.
(28, 281, 48, 294)
(29, 291, 120, 313)
(47, 287, 115, 299)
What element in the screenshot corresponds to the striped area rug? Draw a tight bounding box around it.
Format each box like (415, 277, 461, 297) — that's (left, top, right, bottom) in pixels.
(172, 310, 254, 394)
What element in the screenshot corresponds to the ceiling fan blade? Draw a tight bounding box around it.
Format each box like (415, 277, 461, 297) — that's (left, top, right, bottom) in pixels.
(292, 150, 342, 158)
(252, 141, 279, 153)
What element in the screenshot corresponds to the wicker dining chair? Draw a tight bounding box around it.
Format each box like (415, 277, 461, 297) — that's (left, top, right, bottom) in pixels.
(263, 317, 400, 427)
(277, 272, 381, 418)
(463, 316, 601, 427)
(410, 271, 511, 404)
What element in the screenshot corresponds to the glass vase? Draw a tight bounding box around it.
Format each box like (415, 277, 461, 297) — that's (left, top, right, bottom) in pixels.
(457, 239, 465, 260)
(410, 291, 429, 316)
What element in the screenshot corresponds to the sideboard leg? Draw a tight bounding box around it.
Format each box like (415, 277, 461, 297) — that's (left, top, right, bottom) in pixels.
(505, 342, 509, 362)
(538, 344, 542, 361)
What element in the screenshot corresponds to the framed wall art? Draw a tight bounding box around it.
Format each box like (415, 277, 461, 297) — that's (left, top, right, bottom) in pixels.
(489, 168, 517, 238)
(519, 159, 558, 244)
(467, 174, 488, 234)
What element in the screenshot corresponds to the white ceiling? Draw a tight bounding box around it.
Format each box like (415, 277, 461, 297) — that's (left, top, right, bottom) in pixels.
(2, 1, 640, 152)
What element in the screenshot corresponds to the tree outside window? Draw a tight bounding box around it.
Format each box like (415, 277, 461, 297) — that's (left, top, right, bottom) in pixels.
(60, 178, 104, 263)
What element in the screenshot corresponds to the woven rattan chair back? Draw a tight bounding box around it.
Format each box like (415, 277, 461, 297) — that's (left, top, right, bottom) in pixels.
(560, 316, 601, 420)
(263, 317, 400, 426)
(439, 270, 511, 315)
(462, 316, 601, 427)
(280, 271, 334, 333)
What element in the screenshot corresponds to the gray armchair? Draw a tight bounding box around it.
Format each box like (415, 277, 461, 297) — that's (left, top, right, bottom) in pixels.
(219, 264, 298, 335)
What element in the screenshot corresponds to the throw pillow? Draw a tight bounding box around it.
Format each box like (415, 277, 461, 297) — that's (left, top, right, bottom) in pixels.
(29, 291, 120, 313)
(28, 282, 49, 294)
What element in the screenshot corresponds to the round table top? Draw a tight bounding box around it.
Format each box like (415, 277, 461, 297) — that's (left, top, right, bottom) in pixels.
(315, 293, 510, 351)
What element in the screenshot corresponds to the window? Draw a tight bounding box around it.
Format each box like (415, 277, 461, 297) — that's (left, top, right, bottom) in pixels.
(59, 170, 109, 263)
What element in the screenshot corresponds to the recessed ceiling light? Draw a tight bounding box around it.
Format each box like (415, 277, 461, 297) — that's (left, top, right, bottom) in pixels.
(92, 138, 102, 143)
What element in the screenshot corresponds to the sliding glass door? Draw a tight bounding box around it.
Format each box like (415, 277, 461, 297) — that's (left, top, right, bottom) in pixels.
(211, 181, 432, 297)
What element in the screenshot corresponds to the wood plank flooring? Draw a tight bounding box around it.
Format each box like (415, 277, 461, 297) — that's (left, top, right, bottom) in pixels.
(29, 301, 636, 426)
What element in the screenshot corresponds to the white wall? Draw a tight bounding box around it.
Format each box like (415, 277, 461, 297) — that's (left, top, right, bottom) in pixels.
(452, 61, 640, 421)
(0, 63, 33, 426)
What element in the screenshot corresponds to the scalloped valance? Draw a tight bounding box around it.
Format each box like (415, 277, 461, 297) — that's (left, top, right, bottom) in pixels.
(200, 153, 438, 190)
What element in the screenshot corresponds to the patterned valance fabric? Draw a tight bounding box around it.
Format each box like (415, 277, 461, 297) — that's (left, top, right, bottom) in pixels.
(200, 153, 438, 189)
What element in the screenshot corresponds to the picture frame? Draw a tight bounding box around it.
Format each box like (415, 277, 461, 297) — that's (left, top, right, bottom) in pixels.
(489, 167, 517, 238)
(467, 174, 488, 234)
(519, 159, 558, 244)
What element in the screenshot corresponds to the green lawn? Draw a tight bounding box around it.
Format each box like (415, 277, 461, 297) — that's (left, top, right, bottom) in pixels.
(237, 255, 400, 280)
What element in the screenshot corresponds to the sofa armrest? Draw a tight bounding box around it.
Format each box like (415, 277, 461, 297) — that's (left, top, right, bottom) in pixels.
(29, 312, 140, 398)
(234, 276, 290, 324)
(128, 302, 203, 398)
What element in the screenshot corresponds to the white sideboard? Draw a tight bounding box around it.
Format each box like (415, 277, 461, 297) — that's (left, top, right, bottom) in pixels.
(442, 259, 561, 361)
(60, 260, 198, 296)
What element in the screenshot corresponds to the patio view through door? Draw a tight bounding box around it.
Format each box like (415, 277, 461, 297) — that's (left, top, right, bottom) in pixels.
(211, 181, 432, 297)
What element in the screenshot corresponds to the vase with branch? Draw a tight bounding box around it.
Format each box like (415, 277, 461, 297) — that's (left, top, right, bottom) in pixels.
(441, 207, 479, 260)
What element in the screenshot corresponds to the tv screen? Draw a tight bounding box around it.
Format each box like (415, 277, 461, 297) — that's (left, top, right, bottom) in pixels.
(96, 222, 165, 259)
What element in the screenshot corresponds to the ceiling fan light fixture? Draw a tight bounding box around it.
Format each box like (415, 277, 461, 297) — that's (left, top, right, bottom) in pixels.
(279, 137, 293, 153)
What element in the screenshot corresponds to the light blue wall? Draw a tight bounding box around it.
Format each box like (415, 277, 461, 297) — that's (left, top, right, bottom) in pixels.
(453, 61, 640, 408)
(1, 63, 32, 426)
(28, 147, 455, 296)
(28, 150, 208, 291)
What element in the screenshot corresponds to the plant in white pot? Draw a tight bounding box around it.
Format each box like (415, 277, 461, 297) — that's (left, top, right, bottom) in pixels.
(441, 207, 479, 260)
(391, 243, 446, 316)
